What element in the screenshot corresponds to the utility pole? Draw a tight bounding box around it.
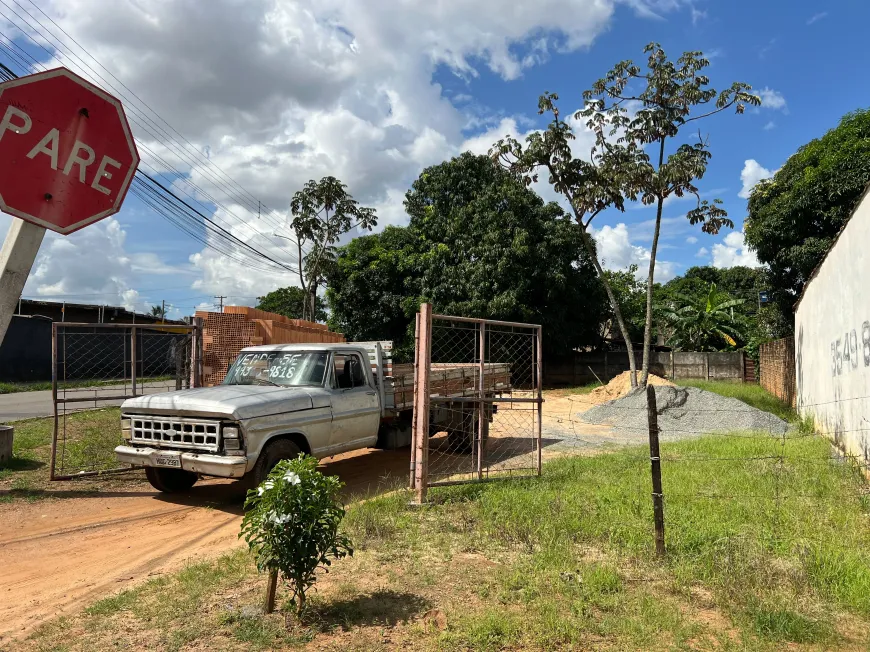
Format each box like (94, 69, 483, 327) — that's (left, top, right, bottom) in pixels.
(214, 295, 226, 313)
(161, 299, 166, 324)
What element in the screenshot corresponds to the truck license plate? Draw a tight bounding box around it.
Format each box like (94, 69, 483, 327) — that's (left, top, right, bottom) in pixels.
(154, 454, 180, 468)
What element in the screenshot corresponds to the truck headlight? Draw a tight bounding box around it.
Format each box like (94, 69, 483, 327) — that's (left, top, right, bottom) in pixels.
(223, 425, 242, 452)
(121, 418, 132, 440)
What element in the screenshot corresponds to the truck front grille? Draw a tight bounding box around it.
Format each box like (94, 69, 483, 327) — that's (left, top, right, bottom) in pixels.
(128, 415, 221, 453)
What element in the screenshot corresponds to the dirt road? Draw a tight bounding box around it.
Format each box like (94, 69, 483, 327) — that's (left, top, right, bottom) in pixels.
(0, 447, 411, 643)
(0, 393, 608, 643)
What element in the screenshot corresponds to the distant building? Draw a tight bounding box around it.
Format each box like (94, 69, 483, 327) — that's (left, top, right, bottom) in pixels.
(1, 300, 185, 382)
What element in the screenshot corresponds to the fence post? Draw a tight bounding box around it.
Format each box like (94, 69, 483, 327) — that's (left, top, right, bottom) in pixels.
(49, 323, 59, 481)
(190, 317, 203, 388)
(703, 352, 709, 381)
(739, 351, 746, 384)
(646, 384, 666, 557)
(413, 303, 432, 504)
(476, 322, 486, 481)
(410, 312, 420, 490)
(670, 350, 675, 380)
(537, 325, 543, 477)
(130, 326, 137, 396)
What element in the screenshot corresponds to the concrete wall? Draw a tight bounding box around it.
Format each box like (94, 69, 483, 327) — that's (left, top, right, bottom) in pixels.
(545, 350, 747, 385)
(795, 190, 870, 465)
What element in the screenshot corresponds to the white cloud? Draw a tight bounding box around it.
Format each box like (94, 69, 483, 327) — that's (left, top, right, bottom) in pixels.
(763, 121, 776, 131)
(686, 236, 698, 244)
(591, 223, 677, 282)
(711, 231, 760, 268)
(690, 6, 706, 25)
(696, 246, 709, 257)
(757, 87, 787, 112)
(738, 159, 775, 199)
(21, 218, 182, 311)
(807, 11, 828, 24)
(3, 0, 692, 304)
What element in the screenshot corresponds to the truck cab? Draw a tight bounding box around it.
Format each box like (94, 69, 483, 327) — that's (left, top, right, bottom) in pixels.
(115, 343, 387, 492)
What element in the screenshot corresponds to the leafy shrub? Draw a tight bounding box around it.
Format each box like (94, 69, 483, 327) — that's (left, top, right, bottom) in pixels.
(240, 455, 352, 615)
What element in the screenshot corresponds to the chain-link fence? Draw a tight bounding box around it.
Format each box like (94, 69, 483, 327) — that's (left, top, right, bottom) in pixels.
(51, 322, 202, 480)
(411, 304, 542, 502)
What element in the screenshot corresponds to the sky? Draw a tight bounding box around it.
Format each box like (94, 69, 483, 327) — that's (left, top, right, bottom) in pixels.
(1, 0, 868, 319)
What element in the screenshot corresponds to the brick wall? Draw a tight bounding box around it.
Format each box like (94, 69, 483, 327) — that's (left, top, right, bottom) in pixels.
(196, 307, 345, 386)
(759, 337, 795, 407)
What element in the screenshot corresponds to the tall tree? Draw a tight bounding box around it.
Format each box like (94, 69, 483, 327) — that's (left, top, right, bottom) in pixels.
(327, 153, 607, 360)
(289, 177, 377, 321)
(150, 305, 165, 320)
(744, 109, 870, 334)
(492, 43, 758, 386)
(256, 286, 327, 322)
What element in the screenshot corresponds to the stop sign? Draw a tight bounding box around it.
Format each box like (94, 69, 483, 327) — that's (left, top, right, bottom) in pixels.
(0, 67, 139, 235)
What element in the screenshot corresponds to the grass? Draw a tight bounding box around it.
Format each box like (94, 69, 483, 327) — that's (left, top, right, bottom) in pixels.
(0, 376, 175, 394)
(0, 407, 145, 502)
(18, 383, 870, 651)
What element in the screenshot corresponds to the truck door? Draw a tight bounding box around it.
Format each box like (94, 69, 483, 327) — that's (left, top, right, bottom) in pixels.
(328, 351, 381, 452)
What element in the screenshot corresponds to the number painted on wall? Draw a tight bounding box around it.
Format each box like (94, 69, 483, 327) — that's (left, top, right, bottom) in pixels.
(831, 326, 869, 376)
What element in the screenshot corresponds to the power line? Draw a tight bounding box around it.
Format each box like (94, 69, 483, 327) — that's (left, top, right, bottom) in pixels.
(0, 36, 302, 276)
(0, 9, 307, 263)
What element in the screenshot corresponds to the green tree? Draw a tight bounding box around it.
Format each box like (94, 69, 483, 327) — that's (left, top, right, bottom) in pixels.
(289, 177, 377, 322)
(492, 43, 758, 387)
(745, 109, 870, 334)
(661, 282, 746, 351)
(150, 304, 165, 320)
(325, 226, 420, 360)
(327, 153, 607, 360)
(256, 286, 327, 322)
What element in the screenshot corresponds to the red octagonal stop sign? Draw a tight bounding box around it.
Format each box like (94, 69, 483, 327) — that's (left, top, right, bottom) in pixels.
(0, 67, 139, 235)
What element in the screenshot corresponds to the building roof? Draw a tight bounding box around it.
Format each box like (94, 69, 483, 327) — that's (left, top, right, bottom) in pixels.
(19, 298, 186, 324)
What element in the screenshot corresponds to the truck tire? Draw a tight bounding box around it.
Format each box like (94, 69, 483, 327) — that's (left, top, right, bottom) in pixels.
(252, 439, 302, 487)
(145, 466, 198, 493)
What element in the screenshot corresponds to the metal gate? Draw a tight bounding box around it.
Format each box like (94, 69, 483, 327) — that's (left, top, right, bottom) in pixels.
(410, 304, 542, 503)
(50, 320, 202, 480)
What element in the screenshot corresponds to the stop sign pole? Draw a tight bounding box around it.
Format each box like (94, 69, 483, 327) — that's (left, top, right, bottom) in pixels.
(0, 68, 139, 345)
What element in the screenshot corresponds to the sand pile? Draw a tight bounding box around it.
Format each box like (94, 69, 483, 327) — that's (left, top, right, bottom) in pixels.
(587, 371, 674, 406)
(580, 385, 789, 441)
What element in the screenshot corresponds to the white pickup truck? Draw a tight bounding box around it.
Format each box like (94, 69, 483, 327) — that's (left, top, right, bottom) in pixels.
(115, 342, 509, 492)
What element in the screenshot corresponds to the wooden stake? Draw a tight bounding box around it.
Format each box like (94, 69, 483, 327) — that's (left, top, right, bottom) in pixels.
(264, 569, 278, 614)
(646, 384, 666, 557)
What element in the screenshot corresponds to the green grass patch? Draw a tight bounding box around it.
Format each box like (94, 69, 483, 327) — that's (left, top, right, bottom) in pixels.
(19, 386, 870, 650)
(680, 379, 797, 422)
(0, 408, 130, 501)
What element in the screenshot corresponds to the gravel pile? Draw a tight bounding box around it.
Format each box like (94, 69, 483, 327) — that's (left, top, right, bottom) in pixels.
(579, 385, 789, 442)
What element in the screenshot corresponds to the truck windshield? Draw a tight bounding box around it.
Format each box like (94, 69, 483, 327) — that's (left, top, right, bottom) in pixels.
(223, 351, 328, 387)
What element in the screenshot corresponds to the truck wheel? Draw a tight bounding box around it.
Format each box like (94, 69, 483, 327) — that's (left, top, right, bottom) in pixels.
(446, 411, 480, 454)
(252, 439, 302, 487)
(145, 466, 198, 493)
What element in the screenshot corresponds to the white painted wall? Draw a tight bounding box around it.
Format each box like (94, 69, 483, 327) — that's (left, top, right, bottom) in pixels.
(795, 188, 870, 462)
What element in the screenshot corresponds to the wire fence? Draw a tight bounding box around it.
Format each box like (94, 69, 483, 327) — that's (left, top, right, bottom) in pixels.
(411, 306, 543, 502)
(408, 314, 870, 552)
(531, 385, 870, 548)
(51, 322, 202, 480)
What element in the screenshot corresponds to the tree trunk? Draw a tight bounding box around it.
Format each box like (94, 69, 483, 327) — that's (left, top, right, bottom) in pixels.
(577, 225, 638, 387)
(640, 138, 668, 388)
